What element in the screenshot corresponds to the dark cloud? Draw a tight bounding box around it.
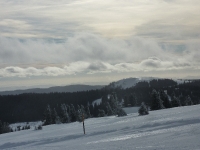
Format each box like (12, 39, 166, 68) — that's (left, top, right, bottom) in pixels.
(141, 57, 161, 68)
(88, 62, 107, 71)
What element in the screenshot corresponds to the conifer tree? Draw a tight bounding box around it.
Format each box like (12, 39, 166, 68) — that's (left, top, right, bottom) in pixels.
(60, 104, 70, 123)
(93, 103, 99, 117)
(76, 105, 82, 122)
(70, 104, 77, 122)
(108, 93, 127, 117)
(179, 94, 185, 106)
(43, 105, 52, 125)
(151, 89, 165, 110)
(106, 102, 113, 116)
(129, 93, 137, 106)
(138, 102, 149, 115)
(89, 104, 94, 117)
(86, 105, 91, 118)
(66, 104, 71, 116)
(2, 122, 11, 134)
(81, 105, 87, 119)
(124, 95, 129, 107)
(171, 93, 181, 107)
(109, 93, 118, 114)
(159, 90, 171, 108)
(116, 106, 127, 117)
(185, 95, 193, 106)
(98, 109, 106, 117)
(102, 95, 108, 105)
(52, 108, 60, 124)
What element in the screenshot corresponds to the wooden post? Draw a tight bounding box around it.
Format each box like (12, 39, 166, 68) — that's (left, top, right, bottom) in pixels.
(82, 113, 85, 134)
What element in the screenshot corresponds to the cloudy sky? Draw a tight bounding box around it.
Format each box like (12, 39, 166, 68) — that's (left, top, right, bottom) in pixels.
(0, 0, 200, 90)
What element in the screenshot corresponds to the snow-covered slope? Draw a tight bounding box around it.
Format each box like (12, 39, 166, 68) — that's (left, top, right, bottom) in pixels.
(123, 107, 140, 114)
(1, 105, 200, 150)
(10, 121, 42, 130)
(107, 77, 157, 89)
(92, 98, 102, 106)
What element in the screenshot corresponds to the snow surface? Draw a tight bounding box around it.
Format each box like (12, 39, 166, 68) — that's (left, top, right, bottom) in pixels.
(10, 121, 42, 130)
(1, 105, 200, 150)
(123, 107, 140, 114)
(92, 98, 102, 106)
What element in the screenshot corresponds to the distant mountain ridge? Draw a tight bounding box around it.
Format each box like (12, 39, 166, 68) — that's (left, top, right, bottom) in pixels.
(108, 77, 155, 89)
(0, 77, 191, 95)
(0, 85, 104, 95)
(104, 77, 187, 89)
(105, 77, 157, 89)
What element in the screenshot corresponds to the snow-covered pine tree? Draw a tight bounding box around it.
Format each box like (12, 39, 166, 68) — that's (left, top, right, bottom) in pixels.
(93, 103, 99, 117)
(106, 102, 113, 116)
(86, 105, 91, 118)
(102, 95, 108, 105)
(150, 89, 165, 110)
(116, 106, 127, 117)
(66, 104, 71, 115)
(81, 105, 87, 119)
(60, 104, 70, 123)
(159, 90, 171, 108)
(129, 93, 137, 106)
(124, 95, 129, 107)
(70, 104, 77, 122)
(76, 105, 82, 122)
(171, 93, 181, 107)
(52, 108, 61, 124)
(1, 122, 11, 134)
(51, 108, 56, 124)
(185, 95, 193, 106)
(43, 104, 52, 125)
(89, 104, 94, 116)
(179, 93, 185, 106)
(138, 102, 149, 115)
(108, 93, 127, 117)
(98, 109, 106, 117)
(109, 93, 118, 115)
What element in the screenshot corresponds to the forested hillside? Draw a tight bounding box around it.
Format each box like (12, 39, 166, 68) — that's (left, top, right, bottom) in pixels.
(0, 79, 200, 124)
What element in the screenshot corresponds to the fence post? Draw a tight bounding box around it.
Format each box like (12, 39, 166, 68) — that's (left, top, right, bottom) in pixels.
(82, 113, 85, 134)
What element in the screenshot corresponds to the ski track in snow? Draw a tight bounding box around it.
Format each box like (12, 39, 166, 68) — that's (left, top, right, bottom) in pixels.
(87, 123, 199, 144)
(0, 105, 200, 150)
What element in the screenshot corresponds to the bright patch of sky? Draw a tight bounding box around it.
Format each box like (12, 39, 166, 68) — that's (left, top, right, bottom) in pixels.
(0, 0, 200, 90)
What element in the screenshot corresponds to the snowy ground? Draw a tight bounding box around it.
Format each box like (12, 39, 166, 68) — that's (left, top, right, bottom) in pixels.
(10, 121, 42, 130)
(1, 105, 200, 150)
(92, 98, 102, 106)
(123, 107, 140, 114)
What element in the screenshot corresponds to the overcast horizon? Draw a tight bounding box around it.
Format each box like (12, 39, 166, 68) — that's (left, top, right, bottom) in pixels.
(0, 0, 200, 91)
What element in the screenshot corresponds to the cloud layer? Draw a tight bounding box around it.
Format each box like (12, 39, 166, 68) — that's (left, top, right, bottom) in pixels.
(0, 0, 200, 42)
(0, 33, 199, 78)
(0, 0, 200, 82)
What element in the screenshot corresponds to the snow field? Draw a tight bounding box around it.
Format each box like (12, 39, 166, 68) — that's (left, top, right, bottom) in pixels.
(0, 105, 200, 150)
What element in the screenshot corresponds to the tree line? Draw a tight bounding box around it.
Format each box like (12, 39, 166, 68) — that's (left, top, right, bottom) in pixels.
(43, 92, 127, 126)
(0, 79, 199, 124)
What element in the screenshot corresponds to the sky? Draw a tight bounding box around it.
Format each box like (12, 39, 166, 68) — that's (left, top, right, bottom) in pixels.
(0, 0, 200, 91)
